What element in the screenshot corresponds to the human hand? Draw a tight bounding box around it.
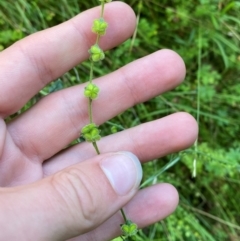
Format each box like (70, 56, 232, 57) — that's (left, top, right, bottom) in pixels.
(0, 2, 198, 241)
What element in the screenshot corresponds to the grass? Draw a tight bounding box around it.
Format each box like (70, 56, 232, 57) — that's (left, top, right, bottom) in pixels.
(1, 0, 240, 240)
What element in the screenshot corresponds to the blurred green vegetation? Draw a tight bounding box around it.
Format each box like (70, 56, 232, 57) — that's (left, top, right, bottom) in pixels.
(0, 0, 240, 240)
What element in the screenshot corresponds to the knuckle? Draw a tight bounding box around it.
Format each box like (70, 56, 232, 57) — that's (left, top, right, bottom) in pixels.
(51, 168, 98, 229)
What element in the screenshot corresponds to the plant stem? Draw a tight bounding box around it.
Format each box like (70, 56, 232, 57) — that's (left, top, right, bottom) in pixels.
(89, 61, 94, 83)
(88, 98, 93, 123)
(92, 141, 100, 154)
(96, 34, 100, 45)
(193, 24, 202, 178)
(87, 0, 131, 230)
(100, 2, 105, 18)
(120, 208, 128, 223)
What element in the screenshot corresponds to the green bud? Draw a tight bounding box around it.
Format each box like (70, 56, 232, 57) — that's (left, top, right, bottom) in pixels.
(121, 220, 138, 237)
(92, 18, 108, 36)
(84, 83, 100, 99)
(81, 123, 96, 134)
(89, 45, 105, 62)
(81, 123, 101, 142)
(110, 126, 118, 134)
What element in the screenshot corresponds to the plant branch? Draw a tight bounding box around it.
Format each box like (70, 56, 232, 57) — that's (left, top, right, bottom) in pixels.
(92, 141, 100, 155)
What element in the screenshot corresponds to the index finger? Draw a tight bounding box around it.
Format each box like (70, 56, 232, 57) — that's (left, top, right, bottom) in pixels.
(0, 2, 136, 117)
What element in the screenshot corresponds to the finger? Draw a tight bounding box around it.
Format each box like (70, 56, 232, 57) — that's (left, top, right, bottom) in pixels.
(68, 183, 179, 241)
(0, 152, 142, 241)
(43, 112, 198, 176)
(0, 2, 136, 117)
(8, 50, 186, 163)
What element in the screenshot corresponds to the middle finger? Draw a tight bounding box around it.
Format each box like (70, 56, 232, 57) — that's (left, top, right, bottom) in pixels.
(8, 50, 186, 163)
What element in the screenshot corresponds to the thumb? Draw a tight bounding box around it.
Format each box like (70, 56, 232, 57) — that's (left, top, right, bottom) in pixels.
(0, 152, 142, 241)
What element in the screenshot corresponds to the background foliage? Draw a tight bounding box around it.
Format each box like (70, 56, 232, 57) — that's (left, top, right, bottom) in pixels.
(0, 0, 240, 240)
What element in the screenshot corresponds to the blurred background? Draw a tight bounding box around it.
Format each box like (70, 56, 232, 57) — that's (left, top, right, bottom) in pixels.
(0, 0, 240, 240)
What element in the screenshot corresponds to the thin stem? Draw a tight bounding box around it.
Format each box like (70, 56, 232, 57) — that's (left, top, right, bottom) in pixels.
(100, 2, 105, 18)
(88, 98, 93, 123)
(89, 61, 94, 83)
(129, 0, 142, 53)
(95, 2, 103, 46)
(120, 208, 128, 223)
(96, 34, 100, 45)
(92, 141, 100, 155)
(193, 24, 202, 178)
(86, 0, 132, 232)
(196, 25, 201, 130)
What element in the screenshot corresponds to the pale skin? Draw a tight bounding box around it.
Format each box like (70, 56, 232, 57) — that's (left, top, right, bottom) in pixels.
(0, 2, 198, 241)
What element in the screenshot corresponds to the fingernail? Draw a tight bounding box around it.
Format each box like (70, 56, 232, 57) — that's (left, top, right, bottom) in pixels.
(100, 152, 142, 196)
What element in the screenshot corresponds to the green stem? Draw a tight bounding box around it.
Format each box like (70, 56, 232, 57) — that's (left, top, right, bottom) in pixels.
(92, 141, 100, 155)
(193, 24, 202, 178)
(86, 0, 131, 232)
(100, 1, 105, 18)
(95, 2, 104, 45)
(89, 61, 94, 83)
(96, 34, 100, 45)
(88, 98, 93, 123)
(120, 208, 128, 223)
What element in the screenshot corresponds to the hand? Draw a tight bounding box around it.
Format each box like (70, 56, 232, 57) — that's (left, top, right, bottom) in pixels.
(0, 2, 198, 241)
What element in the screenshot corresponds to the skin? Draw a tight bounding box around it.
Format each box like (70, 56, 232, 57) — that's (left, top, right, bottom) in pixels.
(0, 2, 198, 241)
